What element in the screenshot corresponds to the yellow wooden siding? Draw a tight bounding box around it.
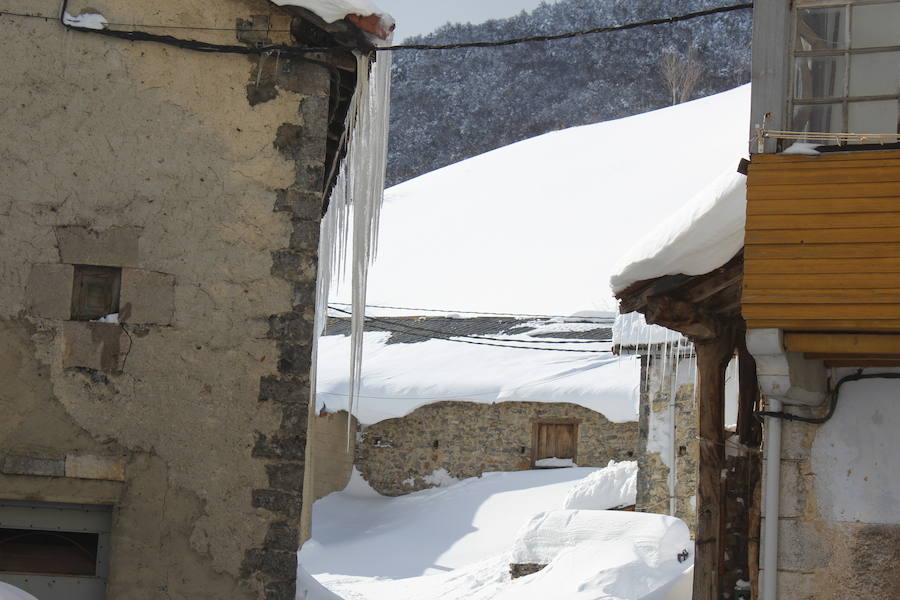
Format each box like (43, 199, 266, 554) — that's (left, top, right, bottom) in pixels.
(744, 150, 900, 332)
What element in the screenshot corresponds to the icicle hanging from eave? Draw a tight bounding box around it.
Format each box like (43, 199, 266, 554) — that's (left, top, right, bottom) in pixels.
(310, 45, 393, 450)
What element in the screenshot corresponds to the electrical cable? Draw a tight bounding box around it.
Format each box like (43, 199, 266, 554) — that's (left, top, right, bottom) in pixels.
(328, 306, 612, 351)
(328, 306, 610, 344)
(328, 301, 614, 321)
(757, 371, 900, 424)
(3, 3, 753, 54)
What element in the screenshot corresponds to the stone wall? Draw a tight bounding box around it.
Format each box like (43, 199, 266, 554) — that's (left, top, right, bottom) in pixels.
(634, 354, 699, 532)
(0, 2, 340, 598)
(355, 401, 638, 496)
(762, 373, 900, 599)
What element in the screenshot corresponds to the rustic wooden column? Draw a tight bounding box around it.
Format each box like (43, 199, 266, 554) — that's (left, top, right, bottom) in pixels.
(692, 327, 736, 600)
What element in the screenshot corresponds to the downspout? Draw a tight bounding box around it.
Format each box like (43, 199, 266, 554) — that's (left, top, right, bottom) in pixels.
(761, 397, 781, 600)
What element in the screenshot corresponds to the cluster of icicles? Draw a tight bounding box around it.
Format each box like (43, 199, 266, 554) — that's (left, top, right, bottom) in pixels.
(310, 45, 392, 447)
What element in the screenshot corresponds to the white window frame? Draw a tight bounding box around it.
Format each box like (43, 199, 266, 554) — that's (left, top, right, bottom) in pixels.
(790, 0, 900, 136)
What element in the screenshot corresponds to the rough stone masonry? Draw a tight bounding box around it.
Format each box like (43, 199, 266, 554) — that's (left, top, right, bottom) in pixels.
(0, 1, 360, 598)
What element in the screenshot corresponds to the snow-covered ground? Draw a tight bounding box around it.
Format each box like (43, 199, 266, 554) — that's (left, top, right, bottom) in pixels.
(332, 85, 750, 316)
(300, 465, 692, 600)
(0, 583, 37, 600)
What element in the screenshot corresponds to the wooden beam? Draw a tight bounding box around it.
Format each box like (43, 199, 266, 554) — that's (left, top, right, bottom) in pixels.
(748, 318, 900, 331)
(737, 334, 762, 448)
(785, 332, 900, 355)
(692, 326, 737, 600)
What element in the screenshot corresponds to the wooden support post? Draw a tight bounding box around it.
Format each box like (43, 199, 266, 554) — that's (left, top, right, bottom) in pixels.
(737, 331, 763, 448)
(692, 327, 736, 600)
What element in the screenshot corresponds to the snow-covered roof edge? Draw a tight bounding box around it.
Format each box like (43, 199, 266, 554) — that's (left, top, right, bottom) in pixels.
(270, 0, 395, 39)
(609, 168, 747, 294)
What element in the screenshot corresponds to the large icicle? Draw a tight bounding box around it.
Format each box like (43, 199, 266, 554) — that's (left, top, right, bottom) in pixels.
(311, 46, 393, 449)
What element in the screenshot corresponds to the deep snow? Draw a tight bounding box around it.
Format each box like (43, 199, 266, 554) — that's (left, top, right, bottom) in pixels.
(271, 0, 389, 22)
(610, 170, 747, 293)
(331, 85, 750, 316)
(0, 583, 38, 600)
(301, 465, 693, 600)
(315, 331, 639, 424)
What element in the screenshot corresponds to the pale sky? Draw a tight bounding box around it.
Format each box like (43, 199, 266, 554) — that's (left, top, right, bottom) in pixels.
(376, 0, 556, 42)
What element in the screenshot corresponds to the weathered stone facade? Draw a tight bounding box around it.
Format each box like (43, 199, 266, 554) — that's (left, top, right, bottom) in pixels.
(634, 353, 699, 532)
(0, 2, 365, 598)
(761, 379, 900, 599)
(355, 401, 638, 496)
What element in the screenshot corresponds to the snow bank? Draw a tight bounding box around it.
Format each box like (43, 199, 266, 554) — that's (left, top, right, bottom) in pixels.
(506, 511, 692, 600)
(562, 460, 637, 509)
(501, 538, 693, 600)
(610, 170, 746, 293)
(332, 85, 751, 316)
(316, 331, 639, 425)
(0, 583, 38, 600)
(510, 510, 690, 565)
(302, 467, 601, 578)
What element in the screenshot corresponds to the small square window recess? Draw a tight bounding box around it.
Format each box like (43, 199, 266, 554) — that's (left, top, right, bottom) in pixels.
(71, 265, 121, 321)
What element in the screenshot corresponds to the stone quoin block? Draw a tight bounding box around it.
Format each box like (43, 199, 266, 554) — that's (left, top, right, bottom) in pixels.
(26, 263, 75, 319)
(119, 269, 175, 325)
(56, 226, 141, 267)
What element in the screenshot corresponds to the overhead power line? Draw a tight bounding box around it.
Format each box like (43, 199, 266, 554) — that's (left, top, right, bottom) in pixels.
(1, 3, 753, 54)
(328, 306, 610, 344)
(328, 301, 615, 321)
(327, 306, 612, 353)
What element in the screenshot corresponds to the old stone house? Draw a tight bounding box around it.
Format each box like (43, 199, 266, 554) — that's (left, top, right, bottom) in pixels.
(0, 1, 392, 599)
(309, 315, 640, 497)
(612, 3, 900, 599)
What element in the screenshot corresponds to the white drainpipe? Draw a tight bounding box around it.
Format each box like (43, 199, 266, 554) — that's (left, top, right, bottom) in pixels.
(762, 397, 782, 600)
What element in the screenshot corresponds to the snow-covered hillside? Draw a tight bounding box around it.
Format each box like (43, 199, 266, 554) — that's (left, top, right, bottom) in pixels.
(333, 85, 750, 316)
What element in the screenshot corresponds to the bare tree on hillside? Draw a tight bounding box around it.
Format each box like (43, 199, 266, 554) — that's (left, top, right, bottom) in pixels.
(659, 44, 703, 105)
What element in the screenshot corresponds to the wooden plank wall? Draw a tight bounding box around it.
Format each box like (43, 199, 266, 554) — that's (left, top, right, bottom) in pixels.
(744, 149, 900, 331)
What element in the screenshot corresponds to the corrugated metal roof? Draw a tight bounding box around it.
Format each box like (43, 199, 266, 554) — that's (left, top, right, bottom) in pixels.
(324, 316, 612, 345)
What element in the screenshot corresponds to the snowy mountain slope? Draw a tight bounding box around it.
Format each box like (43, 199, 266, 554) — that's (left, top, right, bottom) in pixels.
(332, 85, 750, 316)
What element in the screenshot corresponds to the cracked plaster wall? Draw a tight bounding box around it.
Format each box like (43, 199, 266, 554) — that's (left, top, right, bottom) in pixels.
(1, 1, 334, 598)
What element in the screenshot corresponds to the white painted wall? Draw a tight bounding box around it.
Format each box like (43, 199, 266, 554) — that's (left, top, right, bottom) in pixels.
(811, 370, 900, 525)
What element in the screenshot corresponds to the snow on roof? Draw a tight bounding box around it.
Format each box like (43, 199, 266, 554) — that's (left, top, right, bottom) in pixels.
(610, 170, 747, 294)
(270, 0, 394, 37)
(612, 312, 686, 350)
(316, 329, 639, 425)
(331, 85, 751, 316)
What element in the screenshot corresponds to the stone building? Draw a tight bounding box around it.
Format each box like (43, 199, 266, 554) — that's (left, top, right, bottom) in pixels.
(0, 1, 391, 599)
(613, 314, 743, 535)
(313, 316, 640, 496)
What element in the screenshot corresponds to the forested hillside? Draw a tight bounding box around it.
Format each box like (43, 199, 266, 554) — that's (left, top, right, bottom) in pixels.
(387, 0, 751, 185)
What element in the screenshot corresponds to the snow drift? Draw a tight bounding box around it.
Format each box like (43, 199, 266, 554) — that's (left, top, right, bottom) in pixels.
(0, 583, 38, 600)
(562, 459, 637, 510)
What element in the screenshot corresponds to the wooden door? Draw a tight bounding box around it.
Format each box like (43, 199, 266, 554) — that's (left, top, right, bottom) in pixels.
(533, 423, 577, 463)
